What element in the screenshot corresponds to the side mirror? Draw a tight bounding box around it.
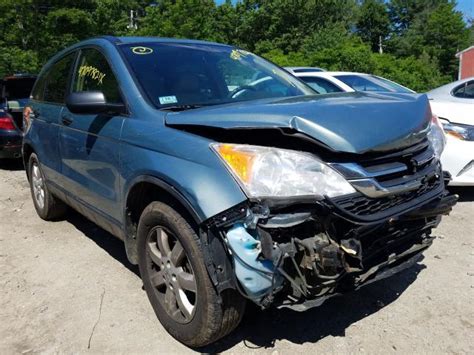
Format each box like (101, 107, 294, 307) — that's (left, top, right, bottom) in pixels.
(66, 91, 125, 115)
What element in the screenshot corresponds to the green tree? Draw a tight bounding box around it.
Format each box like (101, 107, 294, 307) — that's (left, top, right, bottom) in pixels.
(423, 2, 470, 75)
(469, 18, 474, 44)
(234, 0, 356, 53)
(372, 52, 449, 91)
(388, 0, 444, 34)
(356, 0, 390, 52)
(0, 46, 39, 77)
(137, 0, 220, 41)
(41, 8, 96, 59)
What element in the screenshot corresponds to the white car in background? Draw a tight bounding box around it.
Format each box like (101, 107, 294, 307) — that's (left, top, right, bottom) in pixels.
(428, 78, 474, 186)
(285, 66, 325, 74)
(287, 70, 415, 94)
(289, 70, 473, 186)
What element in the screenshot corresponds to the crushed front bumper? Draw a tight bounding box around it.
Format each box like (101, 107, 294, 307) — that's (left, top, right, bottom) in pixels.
(202, 178, 457, 310)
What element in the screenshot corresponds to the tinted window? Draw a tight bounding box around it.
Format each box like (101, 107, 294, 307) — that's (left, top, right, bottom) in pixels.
(335, 74, 412, 93)
(452, 81, 474, 99)
(119, 43, 314, 108)
(2, 78, 36, 100)
(300, 76, 343, 94)
(31, 73, 48, 101)
(43, 53, 76, 103)
(72, 49, 122, 104)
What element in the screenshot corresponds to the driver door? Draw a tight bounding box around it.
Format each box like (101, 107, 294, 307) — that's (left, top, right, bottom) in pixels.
(59, 48, 125, 223)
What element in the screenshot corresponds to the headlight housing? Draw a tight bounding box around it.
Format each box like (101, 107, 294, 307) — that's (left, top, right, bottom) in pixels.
(439, 119, 474, 141)
(211, 143, 356, 198)
(427, 114, 446, 159)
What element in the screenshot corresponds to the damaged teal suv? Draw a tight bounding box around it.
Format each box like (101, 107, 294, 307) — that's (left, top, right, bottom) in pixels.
(23, 37, 456, 347)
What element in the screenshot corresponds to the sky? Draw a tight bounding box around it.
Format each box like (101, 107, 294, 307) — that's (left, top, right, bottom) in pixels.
(215, 0, 473, 22)
(457, 0, 473, 20)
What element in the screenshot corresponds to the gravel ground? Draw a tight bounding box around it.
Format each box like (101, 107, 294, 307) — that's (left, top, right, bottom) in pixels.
(0, 159, 473, 354)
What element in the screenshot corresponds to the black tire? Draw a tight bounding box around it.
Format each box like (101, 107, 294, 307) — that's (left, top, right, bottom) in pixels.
(137, 201, 245, 347)
(28, 153, 68, 220)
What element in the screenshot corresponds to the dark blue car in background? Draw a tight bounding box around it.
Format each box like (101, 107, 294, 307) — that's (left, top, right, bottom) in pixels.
(0, 74, 36, 159)
(22, 36, 456, 347)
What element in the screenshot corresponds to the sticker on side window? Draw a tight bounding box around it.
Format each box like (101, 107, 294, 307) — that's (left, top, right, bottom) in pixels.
(159, 96, 178, 105)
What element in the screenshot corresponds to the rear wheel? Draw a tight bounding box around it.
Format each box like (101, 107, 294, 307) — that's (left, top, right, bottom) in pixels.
(28, 153, 67, 220)
(137, 201, 245, 347)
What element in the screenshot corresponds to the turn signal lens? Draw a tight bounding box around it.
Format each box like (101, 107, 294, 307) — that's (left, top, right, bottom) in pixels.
(212, 143, 356, 198)
(214, 144, 256, 183)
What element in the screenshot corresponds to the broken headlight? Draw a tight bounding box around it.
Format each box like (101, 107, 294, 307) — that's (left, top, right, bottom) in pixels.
(212, 143, 356, 198)
(427, 114, 446, 159)
(439, 119, 474, 141)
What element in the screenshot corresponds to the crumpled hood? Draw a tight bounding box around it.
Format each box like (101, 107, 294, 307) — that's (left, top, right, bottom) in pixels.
(165, 92, 431, 154)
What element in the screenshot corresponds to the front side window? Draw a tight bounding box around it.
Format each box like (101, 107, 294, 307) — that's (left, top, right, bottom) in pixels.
(452, 81, 474, 99)
(42, 53, 76, 103)
(72, 49, 122, 104)
(119, 43, 315, 108)
(300, 76, 343, 94)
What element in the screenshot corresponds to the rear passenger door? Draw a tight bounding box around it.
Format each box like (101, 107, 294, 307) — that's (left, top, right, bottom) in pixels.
(59, 48, 125, 223)
(28, 52, 76, 182)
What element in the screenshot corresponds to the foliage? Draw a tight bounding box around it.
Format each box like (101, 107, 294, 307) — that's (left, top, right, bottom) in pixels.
(0, 46, 39, 76)
(356, 0, 390, 52)
(0, 0, 471, 92)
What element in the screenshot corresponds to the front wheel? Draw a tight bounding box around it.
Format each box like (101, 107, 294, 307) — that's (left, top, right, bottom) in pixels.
(137, 201, 245, 347)
(28, 153, 67, 220)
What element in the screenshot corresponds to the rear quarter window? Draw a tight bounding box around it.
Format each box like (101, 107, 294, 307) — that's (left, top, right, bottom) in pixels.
(452, 81, 474, 99)
(41, 52, 76, 104)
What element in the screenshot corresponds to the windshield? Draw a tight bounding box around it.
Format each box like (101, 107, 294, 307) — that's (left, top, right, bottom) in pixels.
(334, 74, 413, 93)
(119, 43, 315, 108)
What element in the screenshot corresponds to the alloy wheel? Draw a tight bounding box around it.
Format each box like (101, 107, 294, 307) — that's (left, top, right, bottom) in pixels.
(31, 162, 45, 209)
(146, 226, 198, 324)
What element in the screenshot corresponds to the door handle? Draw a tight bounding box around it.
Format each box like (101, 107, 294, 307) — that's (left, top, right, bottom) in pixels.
(61, 114, 73, 126)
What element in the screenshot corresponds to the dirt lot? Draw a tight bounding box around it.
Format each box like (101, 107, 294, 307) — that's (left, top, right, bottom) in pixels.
(0, 159, 473, 354)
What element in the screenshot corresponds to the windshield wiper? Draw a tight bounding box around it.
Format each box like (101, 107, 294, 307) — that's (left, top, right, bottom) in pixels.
(160, 104, 204, 112)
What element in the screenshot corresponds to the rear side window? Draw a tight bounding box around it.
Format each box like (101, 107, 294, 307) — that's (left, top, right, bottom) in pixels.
(300, 76, 343, 94)
(72, 49, 122, 104)
(452, 81, 474, 99)
(42, 53, 76, 103)
(31, 74, 47, 101)
(2, 78, 36, 100)
(334, 74, 412, 93)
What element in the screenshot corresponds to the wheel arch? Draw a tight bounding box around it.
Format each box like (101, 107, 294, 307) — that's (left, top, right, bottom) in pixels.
(123, 175, 204, 264)
(22, 143, 35, 179)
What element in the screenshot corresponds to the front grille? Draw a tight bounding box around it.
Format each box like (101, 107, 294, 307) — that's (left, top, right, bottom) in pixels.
(329, 138, 443, 219)
(359, 218, 435, 269)
(333, 175, 441, 216)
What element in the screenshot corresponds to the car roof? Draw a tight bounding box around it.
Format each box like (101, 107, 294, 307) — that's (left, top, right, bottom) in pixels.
(293, 71, 370, 77)
(41, 36, 235, 74)
(112, 36, 231, 47)
(285, 66, 325, 72)
(428, 76, 474, 94)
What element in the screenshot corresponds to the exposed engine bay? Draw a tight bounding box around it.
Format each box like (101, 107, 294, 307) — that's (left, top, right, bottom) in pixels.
(200, 138, 458, 310)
